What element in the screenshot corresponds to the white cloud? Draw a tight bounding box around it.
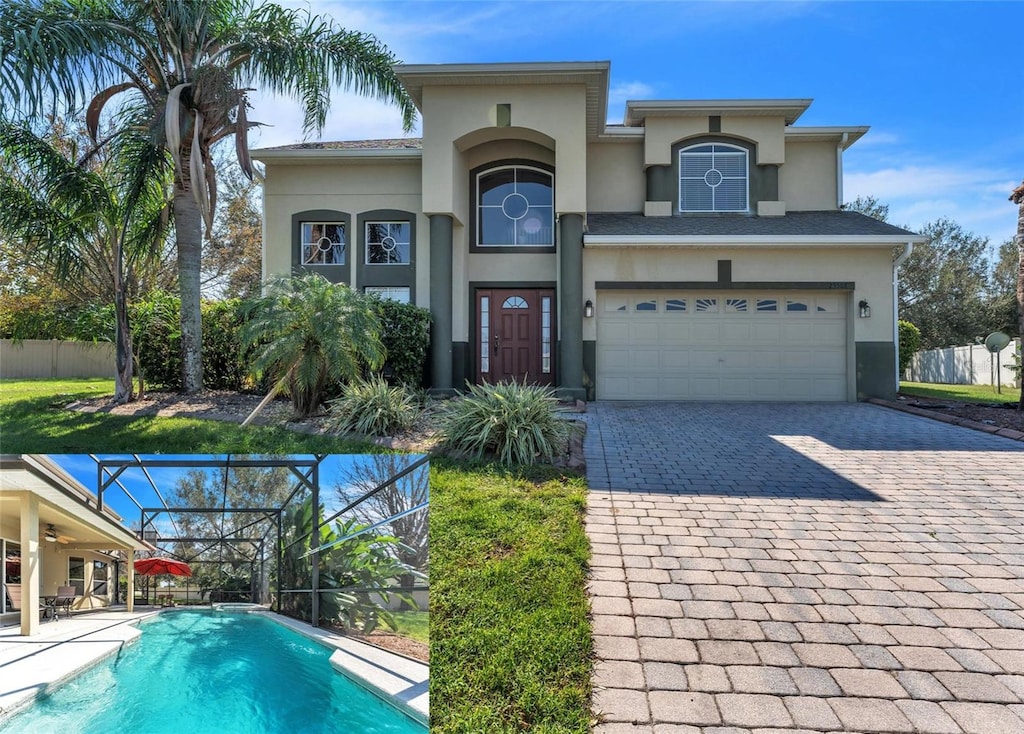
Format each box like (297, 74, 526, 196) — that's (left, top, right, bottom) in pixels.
(845, 164, 1018, 244)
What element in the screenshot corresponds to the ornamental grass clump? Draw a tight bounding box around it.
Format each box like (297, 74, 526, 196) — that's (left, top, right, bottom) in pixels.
(439, 381, 570, 465)
(327, 375, 420, 437)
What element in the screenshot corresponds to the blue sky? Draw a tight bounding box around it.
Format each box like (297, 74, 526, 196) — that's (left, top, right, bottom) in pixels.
(50, 454, 425, 543)
(250, 0, 1023, 256)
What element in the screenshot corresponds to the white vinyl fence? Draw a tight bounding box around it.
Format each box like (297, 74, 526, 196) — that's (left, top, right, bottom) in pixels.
(903, 339, 1021, 389)
(0, 339, 115, 379)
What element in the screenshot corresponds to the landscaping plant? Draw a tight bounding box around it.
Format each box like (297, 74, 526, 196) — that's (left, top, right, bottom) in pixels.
(439, 381, 570, 465)
(327, 375, 421, 437)
(240, 274, 384, 419)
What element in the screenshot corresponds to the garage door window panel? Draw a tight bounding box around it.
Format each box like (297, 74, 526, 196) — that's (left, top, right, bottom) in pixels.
(786, 299, 810, 313)
(666, 298, 687, 312)
(695, 298, 718, 313)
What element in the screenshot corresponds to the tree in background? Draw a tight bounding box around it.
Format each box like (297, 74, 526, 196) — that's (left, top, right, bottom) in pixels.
(203, 159, 262, 299)
(0, 120, 171, 402)
(2, 0, 415, 393)
(1010, 180, 1024, 411)
(899, 218, 990, 349)
(987, 237, 1020, 337)
(169, 463, 294, 600)
(335, 455, 428, 584)
(845, 194, 890, 223)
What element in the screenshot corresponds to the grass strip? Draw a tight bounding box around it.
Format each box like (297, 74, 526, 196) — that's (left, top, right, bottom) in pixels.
(429, 459, 592, 733)
(900, 381, 1021, 404)
(0, 378, 373, 453)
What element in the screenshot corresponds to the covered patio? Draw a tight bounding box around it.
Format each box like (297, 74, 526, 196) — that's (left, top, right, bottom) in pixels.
(0, 455, 151, 636)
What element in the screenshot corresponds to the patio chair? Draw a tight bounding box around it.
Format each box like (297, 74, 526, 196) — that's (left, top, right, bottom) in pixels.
(54, 586, 76, 619)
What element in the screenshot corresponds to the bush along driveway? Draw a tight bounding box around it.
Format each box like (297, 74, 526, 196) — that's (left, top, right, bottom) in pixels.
(585, 401, 1024, 733)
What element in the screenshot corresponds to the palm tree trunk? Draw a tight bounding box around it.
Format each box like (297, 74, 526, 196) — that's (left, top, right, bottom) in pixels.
(174, 182, 204, 394)
(112, 234, 135, 404)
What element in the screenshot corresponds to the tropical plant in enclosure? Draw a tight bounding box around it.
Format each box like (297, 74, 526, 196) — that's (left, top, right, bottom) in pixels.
(240, 274, 384, 419)
(439, 381, 571, 465)
(1, 0, 415, 393)
(327, 376, 421, 437)
(277, 497, 423, 633)
(0, 121, 170, 403)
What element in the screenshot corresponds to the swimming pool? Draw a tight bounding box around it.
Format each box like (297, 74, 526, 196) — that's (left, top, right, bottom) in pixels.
(1, 610, 426, 733)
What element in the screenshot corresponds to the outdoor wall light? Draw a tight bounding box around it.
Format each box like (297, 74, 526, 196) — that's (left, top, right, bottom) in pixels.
(584, 299, 594, 318)
(858, 299, 871, 318)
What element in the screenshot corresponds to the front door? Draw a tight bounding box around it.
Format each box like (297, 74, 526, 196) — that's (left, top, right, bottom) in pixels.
(476, 288, 555, 386)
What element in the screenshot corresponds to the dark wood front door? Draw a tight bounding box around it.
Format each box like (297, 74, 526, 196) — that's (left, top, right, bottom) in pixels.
(476, 288, 555, 386)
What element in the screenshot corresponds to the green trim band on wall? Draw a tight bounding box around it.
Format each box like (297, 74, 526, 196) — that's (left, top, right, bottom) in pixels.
(355, 209, 417, 302)
(856, 341, 896, 401)
(291, 209, 352, 284)
(429, 214, 454, 392)
(645, 165, 673, 203)
(595, 280, 855, 291)
(559, 213, 585, 399)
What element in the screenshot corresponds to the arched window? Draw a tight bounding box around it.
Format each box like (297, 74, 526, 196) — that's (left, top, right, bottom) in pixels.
(678, 143, 748, 213)
(476, 165, 553, 247)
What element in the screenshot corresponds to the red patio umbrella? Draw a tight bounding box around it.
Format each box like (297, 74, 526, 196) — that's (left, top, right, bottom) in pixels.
(134, 557, 192, 577)
(134, 557, 191, 606)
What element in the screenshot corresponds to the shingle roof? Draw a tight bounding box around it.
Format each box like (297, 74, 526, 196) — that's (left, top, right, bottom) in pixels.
(256, 138, 422, 151)
(586, 211, 920, 238)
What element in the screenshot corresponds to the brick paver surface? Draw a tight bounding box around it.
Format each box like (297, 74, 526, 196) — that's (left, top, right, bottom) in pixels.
(585, 402, 1024, 733)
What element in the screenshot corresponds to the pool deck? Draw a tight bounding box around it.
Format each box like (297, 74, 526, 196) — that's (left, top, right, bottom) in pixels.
(0, 607, 429, 727)
(0, 607, 159, 721)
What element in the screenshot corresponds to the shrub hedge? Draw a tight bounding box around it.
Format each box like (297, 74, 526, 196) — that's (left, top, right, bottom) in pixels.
(0, 291, 432, 392)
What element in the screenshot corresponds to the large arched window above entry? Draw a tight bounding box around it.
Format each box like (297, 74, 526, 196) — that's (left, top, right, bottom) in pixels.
(678, 142, 749, 213)
(476, 165, 554, 247)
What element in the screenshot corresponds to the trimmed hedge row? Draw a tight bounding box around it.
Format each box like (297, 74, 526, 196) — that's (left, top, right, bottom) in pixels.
(0, 291, 432, 390)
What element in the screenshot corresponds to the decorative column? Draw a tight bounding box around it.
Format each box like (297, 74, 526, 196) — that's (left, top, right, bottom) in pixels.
(126, 548, 134, 612)
(429, 214, 454, 393)
(559, 213, 585, 400)
(19, 492, 40, 636)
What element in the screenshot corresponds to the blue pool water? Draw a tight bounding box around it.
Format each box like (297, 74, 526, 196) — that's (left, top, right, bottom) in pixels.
(2, 610, 426, 733)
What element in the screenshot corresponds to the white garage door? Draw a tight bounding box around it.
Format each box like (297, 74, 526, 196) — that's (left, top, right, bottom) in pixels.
(596, 291, 849, 401)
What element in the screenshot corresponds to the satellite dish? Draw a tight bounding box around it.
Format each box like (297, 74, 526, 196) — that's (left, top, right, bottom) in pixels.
(984, 331, 1011, 353)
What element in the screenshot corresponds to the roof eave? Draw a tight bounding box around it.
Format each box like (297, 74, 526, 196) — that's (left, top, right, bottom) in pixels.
(584, 234, 928, 246)
(625, 98, 814, 127)
(251, 148, 422, 163)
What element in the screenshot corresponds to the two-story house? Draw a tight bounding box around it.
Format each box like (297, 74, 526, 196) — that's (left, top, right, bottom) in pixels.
(254, 61, 922, 402)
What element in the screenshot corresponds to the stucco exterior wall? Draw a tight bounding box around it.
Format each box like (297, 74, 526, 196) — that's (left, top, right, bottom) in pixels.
(261, 160, 429, 307)
(581, 245, 895, 343)
(421, 84, 588, 214)
(780, 140, 839, 210)
(644, 116, 786, 166)
(586, 142, 645, 212)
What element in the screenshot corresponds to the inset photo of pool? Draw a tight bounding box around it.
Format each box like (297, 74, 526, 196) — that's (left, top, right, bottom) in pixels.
(0, 453, 428, 733)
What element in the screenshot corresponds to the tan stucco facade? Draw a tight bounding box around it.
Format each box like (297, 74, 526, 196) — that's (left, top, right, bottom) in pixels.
(254, 60, 922, 402)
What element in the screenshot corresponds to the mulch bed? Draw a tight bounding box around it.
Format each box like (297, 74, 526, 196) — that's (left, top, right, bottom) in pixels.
(892, 392, 1024, 433)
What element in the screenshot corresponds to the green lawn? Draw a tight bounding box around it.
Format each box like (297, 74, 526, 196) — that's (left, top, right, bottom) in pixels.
(900, 381, 1021, 404)
(390, 610, 429, 644)
(0, 378, 374, 453)
(430, 459, 592, 734)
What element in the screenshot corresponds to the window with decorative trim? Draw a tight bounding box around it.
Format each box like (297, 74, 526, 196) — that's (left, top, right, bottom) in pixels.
(365, 222, 410, 265)
(365, 286, 410, 304)
(476, 165, 554, 247)
(301, 222, 345, 265)
(678, 143, 748, 213)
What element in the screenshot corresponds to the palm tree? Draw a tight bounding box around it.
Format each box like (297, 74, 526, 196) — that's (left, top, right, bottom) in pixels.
(0, 120, 171, 403)
(1011, 180, 1024, 411)
(240, 274, 384, 419)
(1, 0, 416, 393)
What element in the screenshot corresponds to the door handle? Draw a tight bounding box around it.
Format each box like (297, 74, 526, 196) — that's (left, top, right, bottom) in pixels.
(493, 334, 500, 355)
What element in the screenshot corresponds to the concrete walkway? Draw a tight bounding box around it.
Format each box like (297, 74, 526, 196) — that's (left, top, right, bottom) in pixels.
(584, 402, 1024, 733)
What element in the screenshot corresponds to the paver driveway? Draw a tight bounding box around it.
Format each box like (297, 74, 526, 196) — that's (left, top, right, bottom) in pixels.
(584, 402, 1024, 734)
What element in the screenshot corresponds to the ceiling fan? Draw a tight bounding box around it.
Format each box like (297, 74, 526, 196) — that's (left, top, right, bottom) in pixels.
(44, 524, 75, 544)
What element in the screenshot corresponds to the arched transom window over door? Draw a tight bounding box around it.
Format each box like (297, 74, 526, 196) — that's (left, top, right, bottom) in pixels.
(476, 165, 554, 247)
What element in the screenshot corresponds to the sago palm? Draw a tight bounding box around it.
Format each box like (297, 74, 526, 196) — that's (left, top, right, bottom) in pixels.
(1, 0, 416, 393)
(0, 120, 171, 403)
(241, 274, 384, 418)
